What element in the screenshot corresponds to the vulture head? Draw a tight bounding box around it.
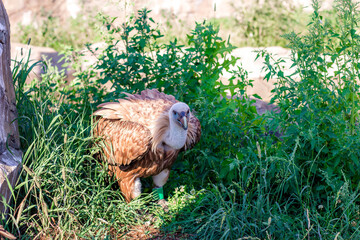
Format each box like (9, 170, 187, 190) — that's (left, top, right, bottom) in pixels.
(164, 102, 191, 150)
(170, 102, 190, 130)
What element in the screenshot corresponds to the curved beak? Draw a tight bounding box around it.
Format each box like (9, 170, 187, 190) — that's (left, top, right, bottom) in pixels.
(181, 117, 188, 130)
(178, 111, 188, 130)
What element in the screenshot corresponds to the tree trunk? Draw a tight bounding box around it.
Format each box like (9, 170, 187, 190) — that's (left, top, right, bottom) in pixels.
(0, 0, 22, 213)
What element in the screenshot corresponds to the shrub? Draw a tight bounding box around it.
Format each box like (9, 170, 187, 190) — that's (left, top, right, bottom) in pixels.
(260, 0, 360, 198)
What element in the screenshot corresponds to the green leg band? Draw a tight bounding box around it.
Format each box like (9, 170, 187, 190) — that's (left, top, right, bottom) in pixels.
(153, 187, 164, 200)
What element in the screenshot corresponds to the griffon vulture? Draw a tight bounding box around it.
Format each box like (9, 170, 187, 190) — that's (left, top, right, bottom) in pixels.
(93, 89, 201, 203)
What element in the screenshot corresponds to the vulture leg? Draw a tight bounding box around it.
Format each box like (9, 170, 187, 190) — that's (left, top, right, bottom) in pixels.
(152, 169, 170, 188)
(152, 169, 170, 211)
(119, 177, 142, 202)
(109, 165, 142, 202)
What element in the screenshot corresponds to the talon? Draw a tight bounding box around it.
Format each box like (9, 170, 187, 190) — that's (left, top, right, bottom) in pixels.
(158, 199, 169, 212)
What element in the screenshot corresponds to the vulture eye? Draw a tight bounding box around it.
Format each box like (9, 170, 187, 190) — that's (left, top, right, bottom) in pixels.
(173, 110, 177, 115)
(187, 110, 190, 115)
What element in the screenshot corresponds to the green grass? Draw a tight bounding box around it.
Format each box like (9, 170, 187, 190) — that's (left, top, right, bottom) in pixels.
(12, 14, 102, 52)
(2, 0, 360, 239)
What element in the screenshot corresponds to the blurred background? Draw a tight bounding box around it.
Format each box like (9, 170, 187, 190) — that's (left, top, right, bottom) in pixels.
(4, 0, 334, 51)
(2, 0, 335, 102)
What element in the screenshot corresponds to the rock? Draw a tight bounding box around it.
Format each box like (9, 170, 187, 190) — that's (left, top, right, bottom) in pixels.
(10, 41, 293, 102)
(0, 1, 22, 213)
(222, 46, 293, 102)
(77, 41, 114, 71)
(223, 93, 280, 116)
(250, 96, 280, 115)
(0, 147, 22, 213)
(11, 42, 72, 83)
(10, 39, 294, 103)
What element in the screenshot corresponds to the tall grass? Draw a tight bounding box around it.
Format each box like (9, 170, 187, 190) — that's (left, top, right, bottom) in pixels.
(4, 58, 166, 238)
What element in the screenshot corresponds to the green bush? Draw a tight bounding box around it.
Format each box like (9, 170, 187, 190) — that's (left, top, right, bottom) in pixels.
(260, 0, 360, 197)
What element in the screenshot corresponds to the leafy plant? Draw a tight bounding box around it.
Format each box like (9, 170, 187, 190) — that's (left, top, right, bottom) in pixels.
(86, 9, 239, 102)
(259, 0, 360, 199)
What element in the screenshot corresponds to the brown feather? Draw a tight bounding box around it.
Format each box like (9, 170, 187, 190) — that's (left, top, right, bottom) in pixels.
(93, 89, 201, 202)
(151, 112, 170, 152)
(183, 114, 202, 151)
(94, 118, 152, 165)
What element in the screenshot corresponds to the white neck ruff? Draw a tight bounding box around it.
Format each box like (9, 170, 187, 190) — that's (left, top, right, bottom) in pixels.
(163, 116, 187, 150)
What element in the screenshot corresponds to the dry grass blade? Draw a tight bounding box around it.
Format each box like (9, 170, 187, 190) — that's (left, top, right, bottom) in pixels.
(15, 181, 35, 225)
(0, 225, 16, 240)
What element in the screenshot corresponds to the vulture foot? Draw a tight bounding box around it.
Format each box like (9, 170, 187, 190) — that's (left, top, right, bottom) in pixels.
(158, 199, 169, 212)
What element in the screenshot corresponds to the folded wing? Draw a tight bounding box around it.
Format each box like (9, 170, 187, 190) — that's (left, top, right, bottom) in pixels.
(94, 118, 152, 166)
(183, 114, 201, 151)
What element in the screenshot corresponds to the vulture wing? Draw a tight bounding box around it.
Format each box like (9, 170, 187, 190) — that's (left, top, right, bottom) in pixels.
(93, 89, 179, 165)
(94, 89, 200, 162)
(94, 118, 152, 166)
(93, 89, 177, 129)
(183, 114, 201, 151)
(122, 89, 177, 103)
